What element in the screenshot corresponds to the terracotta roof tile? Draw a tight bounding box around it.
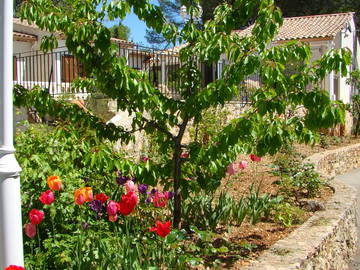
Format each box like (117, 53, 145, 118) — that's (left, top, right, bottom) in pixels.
(235, 12, 355, 41)
(13, 31, 37, 42)
(13, 18, 134, 46)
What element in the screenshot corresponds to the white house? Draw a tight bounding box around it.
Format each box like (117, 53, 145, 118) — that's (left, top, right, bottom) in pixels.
(13, 13, 360, 104)
(12, 18, 166, 98)
(234, 12, 360, 104)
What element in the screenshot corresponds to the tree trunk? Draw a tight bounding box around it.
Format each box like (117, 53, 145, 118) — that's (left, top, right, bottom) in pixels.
(172, 117, 189, 229)
(173, 146, 182, 229)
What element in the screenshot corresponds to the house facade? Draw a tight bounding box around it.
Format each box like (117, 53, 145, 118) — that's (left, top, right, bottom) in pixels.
(13, 13, 360, 104)
(235, 12, 360, 104)
(12, 18, 181, 99)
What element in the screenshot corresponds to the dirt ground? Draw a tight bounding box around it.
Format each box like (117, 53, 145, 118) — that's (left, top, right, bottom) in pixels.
(204, 136, 360, 269)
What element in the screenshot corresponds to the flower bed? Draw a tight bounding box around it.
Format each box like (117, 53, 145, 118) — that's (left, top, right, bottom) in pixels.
(240, 143, 360, 270)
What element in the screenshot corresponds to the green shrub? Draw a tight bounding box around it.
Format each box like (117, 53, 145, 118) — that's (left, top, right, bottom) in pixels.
(273, 202, 307, 227)
(271, 151, 324, 198)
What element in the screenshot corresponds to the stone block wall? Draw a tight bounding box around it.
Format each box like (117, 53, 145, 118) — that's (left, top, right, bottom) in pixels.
(305, 143, 360, 178)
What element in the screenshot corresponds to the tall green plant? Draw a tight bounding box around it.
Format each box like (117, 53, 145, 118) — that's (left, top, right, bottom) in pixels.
(346, 70, 360, 136)
(16, 0, 350, 228)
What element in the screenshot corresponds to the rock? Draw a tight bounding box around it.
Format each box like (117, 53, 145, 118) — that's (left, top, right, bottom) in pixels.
(299, 200, 325, 212)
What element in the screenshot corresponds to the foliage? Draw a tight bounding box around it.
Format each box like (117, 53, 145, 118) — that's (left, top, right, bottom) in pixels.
(109, 22, 131, 40)
(319, 133, 343, 148)
(182, 187, 282, 230)
(273, 202, 306, 227)
(189, 106, 230, 145)
(145, 0, 239, 48)
(347, 69, 360, 91)
(16, 123, 207, 269)
(246, 185, 283, 224)
(348, 95, 360, 136)
(147, 0, 360, 48)
(18, 0, 351, 229)
(13, 0, 68, 16)
(271, 151, 324, 198)
(346, 70, 360, 136)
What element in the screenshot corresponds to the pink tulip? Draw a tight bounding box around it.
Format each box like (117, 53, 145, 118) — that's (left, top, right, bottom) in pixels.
(125, 180, 135, 193)
(108, 214, 118, 222)
(25, 223, 37, 238)
(249, 154, 261, 162)
(227, 163, 236, 175)
(106, 200, 119, 216)
(239, 160, 248, 170)
(180, 152, 189, 158)
(153, 192, 168, 208)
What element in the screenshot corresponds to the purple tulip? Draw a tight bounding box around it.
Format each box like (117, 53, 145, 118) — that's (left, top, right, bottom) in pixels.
(165, 191, 175, 199)
(145, 196, 152, 204)
(138, 184, 149, 194)
(116, 175, 129, 185)
(89, 200, 102, 213)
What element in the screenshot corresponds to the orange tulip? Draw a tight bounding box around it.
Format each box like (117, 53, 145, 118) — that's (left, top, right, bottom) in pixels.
(74, 187, 93, 205)
(47, 176, 62, 191)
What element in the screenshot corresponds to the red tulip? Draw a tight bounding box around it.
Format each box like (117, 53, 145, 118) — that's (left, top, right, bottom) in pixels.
(39, 190, 54, 205)
(249, 154, 261, 162)
(149, 220, 171, 238)
(29, 209, 44, 225)
(25, 223, 37, 238)
(118, 192, 138, 216)
(95, 193, 109, 204)
(4, 265, 24, 270)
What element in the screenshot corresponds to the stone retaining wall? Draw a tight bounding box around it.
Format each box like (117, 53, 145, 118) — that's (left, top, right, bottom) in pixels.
(305, 143, 360, 178)
(242, 143, 360, 270)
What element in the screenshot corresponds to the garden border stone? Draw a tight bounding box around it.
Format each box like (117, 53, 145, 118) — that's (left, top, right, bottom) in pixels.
(241, 143, 360, 270)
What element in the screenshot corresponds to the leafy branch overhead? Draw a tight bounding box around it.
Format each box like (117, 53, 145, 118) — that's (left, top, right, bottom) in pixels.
(18, 0, 351, 227)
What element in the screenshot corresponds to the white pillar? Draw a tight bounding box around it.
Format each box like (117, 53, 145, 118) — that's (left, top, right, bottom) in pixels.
(0, 0, 24, 268)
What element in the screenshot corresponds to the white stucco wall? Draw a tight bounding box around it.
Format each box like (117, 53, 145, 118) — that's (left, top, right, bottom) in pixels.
(337, 19, 355, 104)
(13, 41, 32, 55)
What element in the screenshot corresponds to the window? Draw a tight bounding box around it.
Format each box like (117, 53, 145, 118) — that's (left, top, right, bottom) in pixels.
(61, 55, 86, 82)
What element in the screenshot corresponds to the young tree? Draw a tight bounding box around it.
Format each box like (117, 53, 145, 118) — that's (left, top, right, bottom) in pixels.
(109, 22, 131, 40)
(17, 0, 350, 228)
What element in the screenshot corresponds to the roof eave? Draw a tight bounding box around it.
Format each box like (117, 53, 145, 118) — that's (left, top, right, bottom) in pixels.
(274, 36, 335, 44)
